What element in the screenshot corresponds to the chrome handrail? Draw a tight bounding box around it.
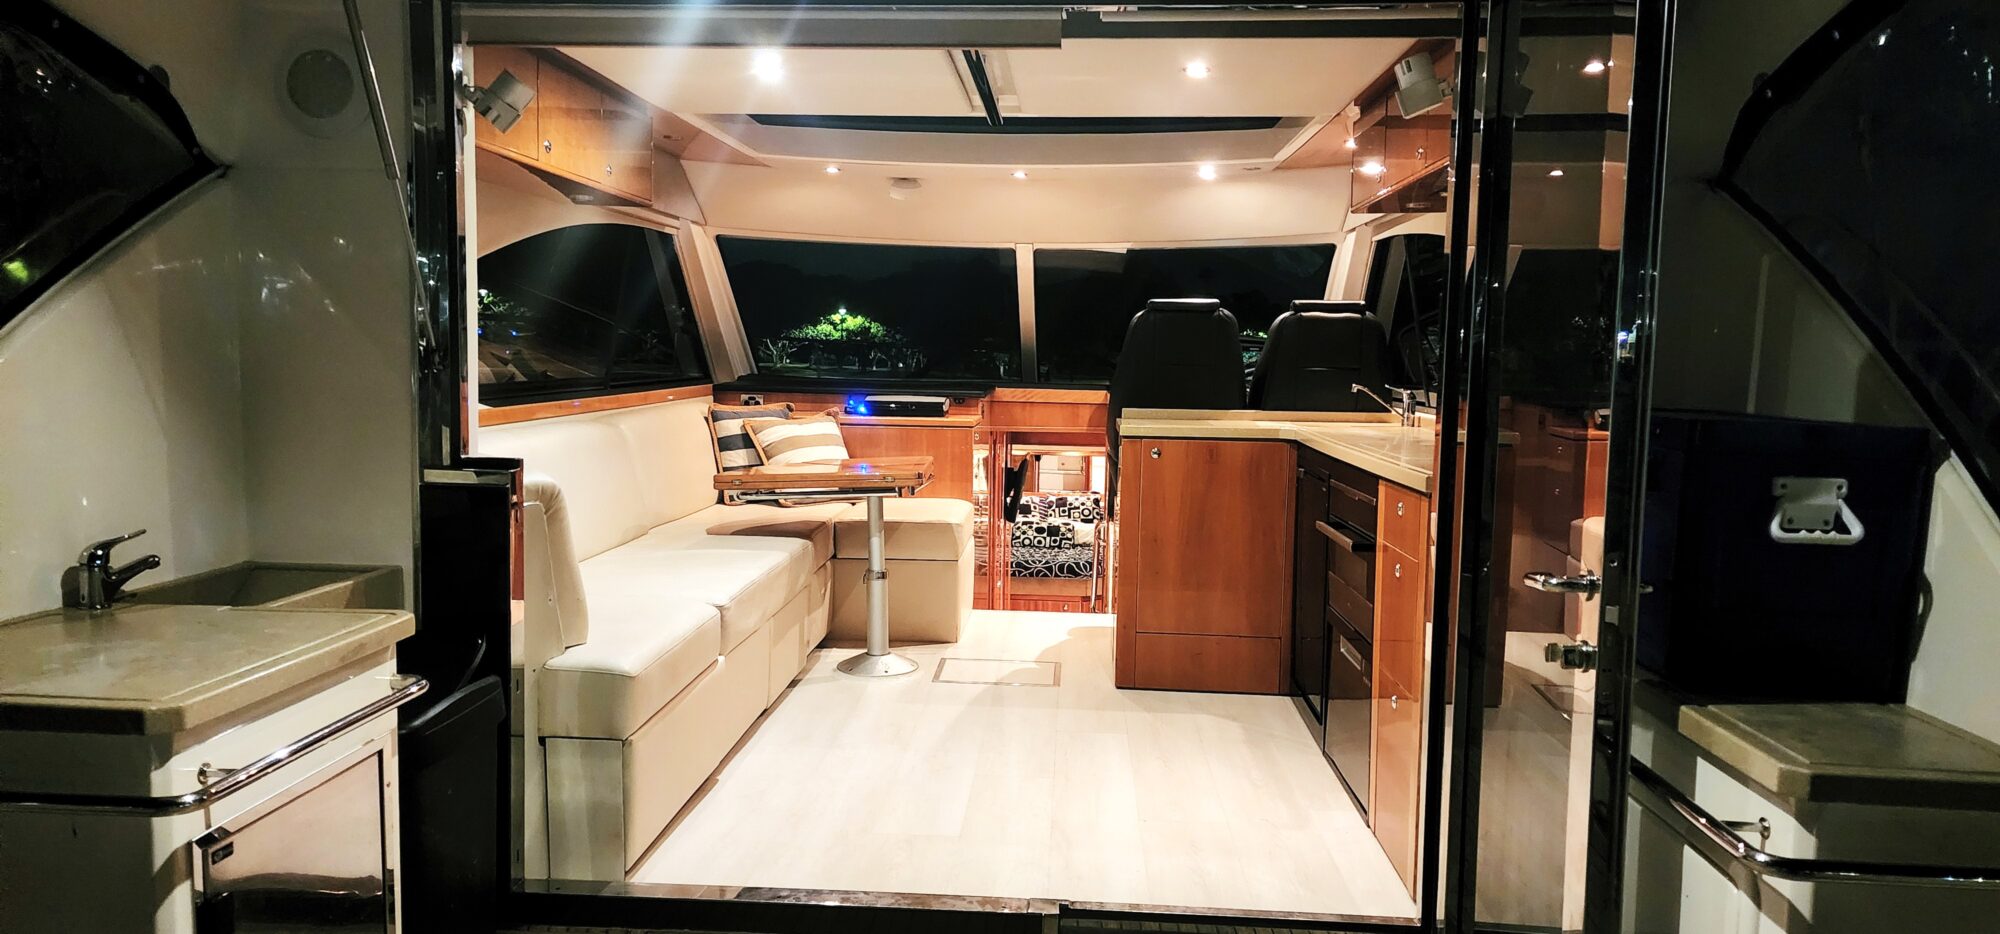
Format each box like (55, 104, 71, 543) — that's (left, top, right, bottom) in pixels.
(1628, 757, 2000, 890)
(0, 676, 427, 816)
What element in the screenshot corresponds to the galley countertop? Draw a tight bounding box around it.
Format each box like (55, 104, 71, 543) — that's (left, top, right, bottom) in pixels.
(0, 604, 414, 736)
(1117, 409, 1436, 492)
(1678, 703, 2000, 811)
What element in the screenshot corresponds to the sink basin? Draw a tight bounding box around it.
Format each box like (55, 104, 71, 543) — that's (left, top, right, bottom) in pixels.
(126, 562, 403, 610)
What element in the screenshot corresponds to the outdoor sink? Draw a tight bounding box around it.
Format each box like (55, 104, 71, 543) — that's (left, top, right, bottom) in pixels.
(126, 562, 403, 611)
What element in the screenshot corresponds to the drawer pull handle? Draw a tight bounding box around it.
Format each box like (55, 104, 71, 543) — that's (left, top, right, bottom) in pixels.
(542, 139, 553, 153)
(1315, 519, 1374, 552)
(1390, 694, 1400, 709)
(1396, 500, 1406, 516)
(1150, 447, 1161, 459)
(1394, 562, 1403, 579)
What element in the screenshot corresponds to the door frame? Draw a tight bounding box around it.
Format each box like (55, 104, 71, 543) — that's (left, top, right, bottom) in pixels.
(1432, 1, 1680, 932)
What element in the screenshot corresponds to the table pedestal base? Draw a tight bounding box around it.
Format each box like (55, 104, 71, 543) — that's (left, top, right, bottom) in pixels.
(836, 651, 920, 677)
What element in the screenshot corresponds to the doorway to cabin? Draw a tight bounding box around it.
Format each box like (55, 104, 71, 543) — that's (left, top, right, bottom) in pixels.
(434, 1, 1660, 930)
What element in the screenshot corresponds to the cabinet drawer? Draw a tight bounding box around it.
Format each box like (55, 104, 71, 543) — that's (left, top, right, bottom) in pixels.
(1328, 476, 1379, 534)
(1375, 543, 1426, 693)
(1132, 633, 1284, 694)
(1378, 481, 1429, 557)
(1328, 571, 1373, 641)
(1370, 667, 1422, 895)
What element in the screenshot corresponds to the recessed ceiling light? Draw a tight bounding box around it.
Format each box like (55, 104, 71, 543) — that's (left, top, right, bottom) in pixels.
(1183, 60, 1212, 79)
(1011, 170, 1028, 180)
(1548, 168, 1566, 177)
(751, 48, 785, 84)
(1358, 160, 1386, 177)
(824, 164, 841, 174)
(1196, 163, 1219, 181)
(1343, 137, 1358, 150)
(1582, 59, 1607, 75)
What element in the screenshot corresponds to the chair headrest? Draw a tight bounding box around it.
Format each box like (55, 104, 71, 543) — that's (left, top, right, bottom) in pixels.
(1143, 298, 1226, 314)
(1288, 300, 1371, 317)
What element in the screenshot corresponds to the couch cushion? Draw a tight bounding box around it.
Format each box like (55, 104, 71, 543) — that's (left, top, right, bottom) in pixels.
(581, 532, 806, 652)
(481, 417, 654, 561)
(743, 414, 849, 467)
(597, 398, 729, 525)
(674, 501, 847, 568)
(833, 498, 976, 560)
(540, 596, 721, 739)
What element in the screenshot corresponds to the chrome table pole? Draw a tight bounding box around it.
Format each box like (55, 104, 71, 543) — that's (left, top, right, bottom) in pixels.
(837, 494, 918, 677)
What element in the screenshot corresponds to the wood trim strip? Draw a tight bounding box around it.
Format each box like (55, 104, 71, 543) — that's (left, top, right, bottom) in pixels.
(989, 387, 1108, 404)
(479, 384, 713, 426)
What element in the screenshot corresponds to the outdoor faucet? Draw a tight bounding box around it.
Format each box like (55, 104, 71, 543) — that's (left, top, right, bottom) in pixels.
(1352, 384, 1421, 427)
(62, 529, 161, 610)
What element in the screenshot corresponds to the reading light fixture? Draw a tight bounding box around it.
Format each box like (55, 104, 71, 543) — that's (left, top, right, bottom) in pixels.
(825, 164, 841, 174)
(1582, 59, 1607, 75)
(1183, 61, 1212, 79)
(1196, 163, 1219, 181)
(459, 68, 535, 133)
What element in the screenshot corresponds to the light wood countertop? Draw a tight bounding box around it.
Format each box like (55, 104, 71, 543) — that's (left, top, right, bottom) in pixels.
(0, 604, 414, 735)
(1118, 409, 1435, 492)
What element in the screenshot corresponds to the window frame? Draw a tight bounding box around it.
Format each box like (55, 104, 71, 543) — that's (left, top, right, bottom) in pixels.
(0, 1, 218, 332)
(475, 221, 713, 407)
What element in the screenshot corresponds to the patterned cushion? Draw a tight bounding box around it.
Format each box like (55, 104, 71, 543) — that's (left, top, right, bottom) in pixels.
(1021, 493, 1105, 523)
(743, 414, 850, 467)
(707, 402, 793, 471)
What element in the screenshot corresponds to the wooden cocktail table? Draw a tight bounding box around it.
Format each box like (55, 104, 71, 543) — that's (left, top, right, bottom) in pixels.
(715, 457, 935, 677)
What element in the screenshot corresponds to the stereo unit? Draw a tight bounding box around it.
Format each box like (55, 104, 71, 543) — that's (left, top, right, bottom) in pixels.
(846, 394, 951, 418)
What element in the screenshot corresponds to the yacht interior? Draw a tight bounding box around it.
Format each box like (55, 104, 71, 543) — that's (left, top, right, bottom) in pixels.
(3, 1, 2000, 933)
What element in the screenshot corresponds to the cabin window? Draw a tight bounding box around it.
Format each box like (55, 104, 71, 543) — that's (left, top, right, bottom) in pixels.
(1364, 234, 1449, 390)
(1031, 244, 1337, 383)
(720, 236, 1022, 382)
(477, 223, 709, 404)
(0, 10, 213, 325)
(1723, 0, 2000, 501)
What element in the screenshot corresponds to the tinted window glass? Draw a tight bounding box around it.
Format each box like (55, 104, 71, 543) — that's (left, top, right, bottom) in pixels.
(1, 8, 211, 322)
(1364, 234, 1449, 391)
(477, 224, 709, 403)
(720, 236, 1021, 382)
(1724, 0, 2000, 502)
(1032, 244, 1336, 383)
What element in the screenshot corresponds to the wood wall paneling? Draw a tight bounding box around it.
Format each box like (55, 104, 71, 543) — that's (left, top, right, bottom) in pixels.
(837, 424, 975, 502)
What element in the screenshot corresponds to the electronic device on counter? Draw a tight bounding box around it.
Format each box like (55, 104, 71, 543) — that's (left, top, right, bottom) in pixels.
(846, 394, 951, 418)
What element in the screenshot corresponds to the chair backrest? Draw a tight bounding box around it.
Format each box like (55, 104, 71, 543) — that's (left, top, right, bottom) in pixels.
(1105, 298, 1246, 514)
(1248, 300, 1395, 411)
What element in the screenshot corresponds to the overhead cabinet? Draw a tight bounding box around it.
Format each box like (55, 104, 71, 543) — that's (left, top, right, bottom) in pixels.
(473, 47, 657, 206)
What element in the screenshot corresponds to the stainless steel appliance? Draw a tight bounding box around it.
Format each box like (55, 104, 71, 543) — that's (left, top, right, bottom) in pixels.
(194, 749, 392, 933)
(1325, 622, 1373, 813)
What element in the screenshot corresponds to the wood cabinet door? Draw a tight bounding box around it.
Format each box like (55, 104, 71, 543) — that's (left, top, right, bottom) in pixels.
(1122, 439, 1295, 639)
(470, 47, 540, 162)
(537, 65, 605, 183)
(600, 90, 656, 203)
(839, 425, 974, 501)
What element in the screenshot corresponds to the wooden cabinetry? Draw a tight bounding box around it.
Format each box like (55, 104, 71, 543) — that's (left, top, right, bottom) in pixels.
(473, 47, 655, 206)
(1371, 479, 1429, 897)
(1114, 438, 1295, 693)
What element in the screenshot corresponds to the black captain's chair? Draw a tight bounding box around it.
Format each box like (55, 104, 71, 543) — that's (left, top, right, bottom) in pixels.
(1248, 300, 1396, 411)
(1106, 298, 1246, 515)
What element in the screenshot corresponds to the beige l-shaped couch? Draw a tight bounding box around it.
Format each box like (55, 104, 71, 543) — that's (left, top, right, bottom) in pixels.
(482, 395, 974, 880)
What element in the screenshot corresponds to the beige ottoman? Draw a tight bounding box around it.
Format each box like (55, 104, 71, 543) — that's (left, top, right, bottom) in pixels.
(829, 498, 974, 645)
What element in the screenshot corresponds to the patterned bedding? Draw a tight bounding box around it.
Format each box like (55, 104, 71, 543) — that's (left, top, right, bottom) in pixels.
(1010, 494, 1104, 579)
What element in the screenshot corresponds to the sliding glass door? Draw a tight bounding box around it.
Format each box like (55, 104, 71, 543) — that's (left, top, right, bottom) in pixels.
(1434, 0, 1672, 930)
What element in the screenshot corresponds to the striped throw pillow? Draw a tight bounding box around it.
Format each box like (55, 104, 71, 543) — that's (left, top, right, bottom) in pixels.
(708, 403, 793, 471)
(743, 415, 850, 467)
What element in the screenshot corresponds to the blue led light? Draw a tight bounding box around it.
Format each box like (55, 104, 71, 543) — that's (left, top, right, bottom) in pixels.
(845, 396, 871, 416)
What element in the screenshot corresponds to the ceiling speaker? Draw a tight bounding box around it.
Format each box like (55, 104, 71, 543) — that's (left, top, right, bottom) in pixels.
(277, 36, 365, 138)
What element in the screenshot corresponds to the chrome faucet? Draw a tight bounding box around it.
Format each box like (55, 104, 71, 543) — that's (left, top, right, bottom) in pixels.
(1352, 384, 1422, 427)
(62, 529, 161, 610)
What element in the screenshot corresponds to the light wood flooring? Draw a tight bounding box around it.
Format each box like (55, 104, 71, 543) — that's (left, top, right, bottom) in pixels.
(631, 610, 1419, 918)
